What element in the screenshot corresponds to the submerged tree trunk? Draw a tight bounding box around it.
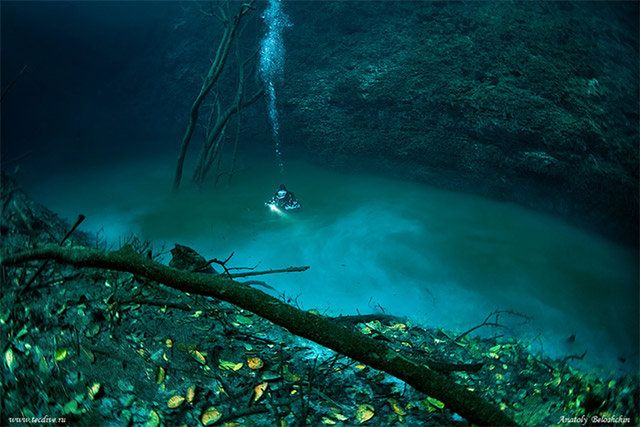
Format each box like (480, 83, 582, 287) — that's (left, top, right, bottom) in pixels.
(192, 88, 264, 185)
(1, 244, 515, 426)
(173, 1, 255, 191)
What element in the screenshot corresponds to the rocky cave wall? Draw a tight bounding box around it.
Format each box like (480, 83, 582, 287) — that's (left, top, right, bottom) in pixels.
(278, 1, 639, 244)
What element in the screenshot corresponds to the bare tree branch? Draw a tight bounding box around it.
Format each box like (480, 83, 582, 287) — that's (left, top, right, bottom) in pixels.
(228, 266, 310, 278)
(173, 0, 256, 190)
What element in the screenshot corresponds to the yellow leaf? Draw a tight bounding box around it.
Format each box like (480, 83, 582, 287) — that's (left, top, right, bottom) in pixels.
(247, 357, 264, 370)
(165, 338, 173, 348)
(388, 399, 406, 416)
(55, 348, 68, 362)
(321, 417, 336, 425)
(4, 348, 15, 371)
(253, 382, 268, 402)
(354, 364, 366, 370)
(191, 350, 207, 365)
(355, 404, 375, 424)
(87, 383, 101, 400)
(332, 412, 348, 421)
(186, 384, 196, 403)
(156, 367, 166, 384)
(201, 407, 222, 425)
(218, 360, 243, 371)
(167, 395, 185, 408)
(390, 323, 407, 331)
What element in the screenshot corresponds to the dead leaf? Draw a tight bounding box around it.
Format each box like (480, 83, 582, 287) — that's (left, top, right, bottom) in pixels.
(156, 367, 166, 384)
(247, 357, 264, 370)
(355, 404, 375, 423)
(167, 395, 185, 408)
(253, 382, 268, 402)
(87, 383, 101, 400)
(191, 350, 207, 365)
(201, 407, 222, 425)
(186, 385, 196, 403)
(218, 360, 243, 371)
(388, 399, 406, 416)
(4, 348, 15, 371)
(329, 410, 348, 421)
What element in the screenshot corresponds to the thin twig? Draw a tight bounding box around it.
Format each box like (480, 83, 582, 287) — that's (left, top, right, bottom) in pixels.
(20, 214, 86, 296)
(453, 309, 530, 343)
(561, 350, 588, 364)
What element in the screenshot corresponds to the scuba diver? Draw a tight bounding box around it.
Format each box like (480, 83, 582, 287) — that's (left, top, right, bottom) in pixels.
(265, 184, 301, 211)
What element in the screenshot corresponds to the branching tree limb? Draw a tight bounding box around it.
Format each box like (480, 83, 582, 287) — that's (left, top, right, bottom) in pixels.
(192, 85, 264, 185)
(173, 1, 256, 191)
(1, 244, 515, 426)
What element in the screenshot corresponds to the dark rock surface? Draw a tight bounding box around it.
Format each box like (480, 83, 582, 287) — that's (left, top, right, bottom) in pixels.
(279, 1, 639, 245)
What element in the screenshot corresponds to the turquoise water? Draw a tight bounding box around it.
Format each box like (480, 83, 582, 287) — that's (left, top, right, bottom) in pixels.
(29, 154, 639, 372)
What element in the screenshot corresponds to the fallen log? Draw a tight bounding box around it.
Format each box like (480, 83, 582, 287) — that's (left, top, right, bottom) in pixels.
(1, 244, 515, 426)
